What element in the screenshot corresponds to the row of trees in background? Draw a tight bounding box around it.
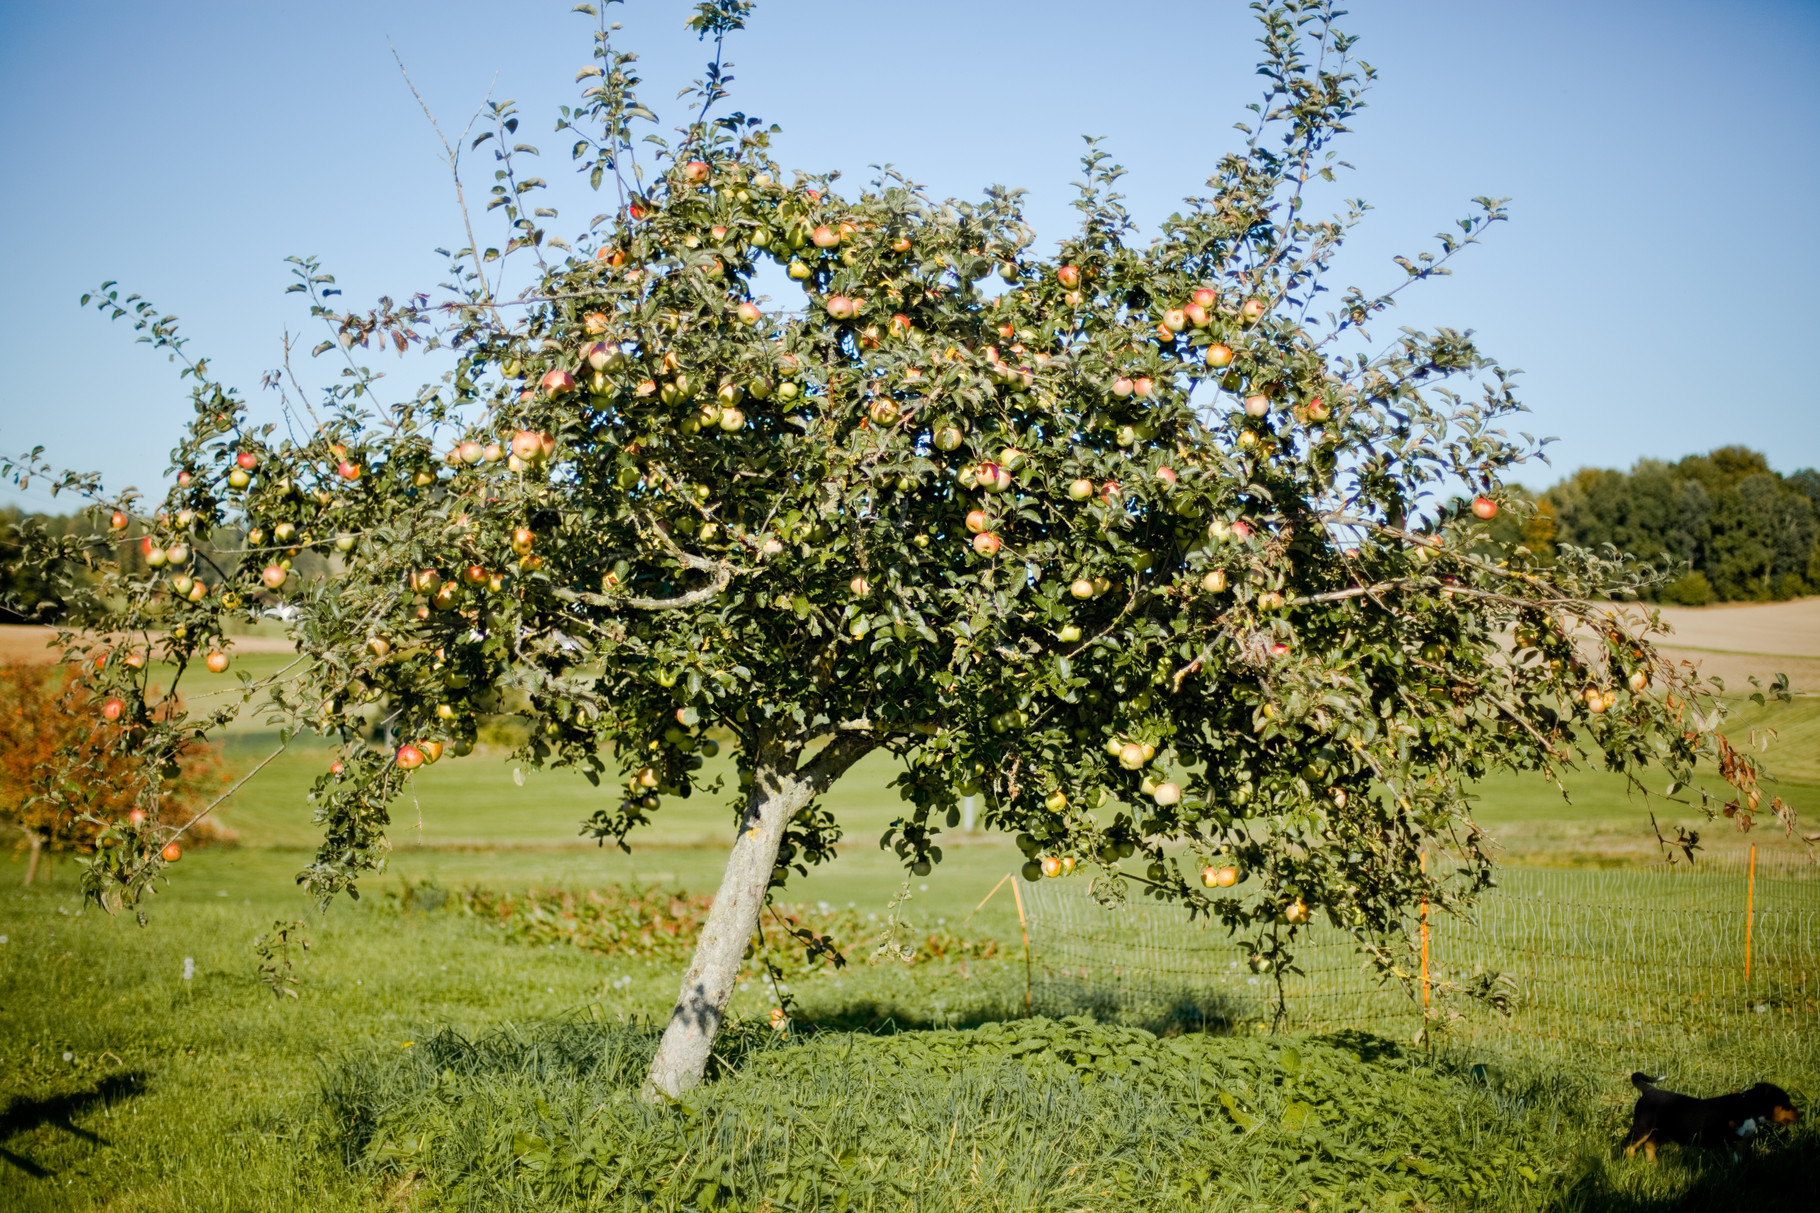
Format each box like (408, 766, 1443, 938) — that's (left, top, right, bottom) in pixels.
(1, 505, 333, 623)
(14, 443, 1816, 623)
(1503, 447, 1820, 605)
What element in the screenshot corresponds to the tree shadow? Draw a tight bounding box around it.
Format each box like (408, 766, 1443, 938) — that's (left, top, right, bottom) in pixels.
(792, 975, 1250, 1038)
(0, 1071, 147, 1179)
(1540, 1130, 1818, 1212)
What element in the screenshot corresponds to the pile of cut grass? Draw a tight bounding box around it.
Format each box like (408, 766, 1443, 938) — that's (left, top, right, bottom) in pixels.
(317, 1013, 1811, 1213)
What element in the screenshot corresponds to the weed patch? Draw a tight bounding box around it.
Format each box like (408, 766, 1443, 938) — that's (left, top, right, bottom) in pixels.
(380, 879, 1001, 978)
(323, 1015, 1571, 1212)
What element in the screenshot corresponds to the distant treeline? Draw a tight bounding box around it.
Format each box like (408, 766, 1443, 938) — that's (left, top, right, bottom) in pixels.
(0, 507, 106, 624)
(6, 446, 1815, 620)
(0, 505, 332, 624)
(1517, 446, 1820, 605)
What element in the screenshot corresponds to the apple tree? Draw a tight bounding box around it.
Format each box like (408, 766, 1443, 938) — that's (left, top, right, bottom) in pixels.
(3, 1, 1792, 1097)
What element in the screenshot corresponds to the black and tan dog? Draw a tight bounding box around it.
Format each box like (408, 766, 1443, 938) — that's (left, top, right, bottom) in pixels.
(1624, 1072, 1801, 1161)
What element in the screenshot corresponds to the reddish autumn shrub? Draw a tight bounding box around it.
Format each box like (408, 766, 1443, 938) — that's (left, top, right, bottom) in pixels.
(0, 658, 231, 882)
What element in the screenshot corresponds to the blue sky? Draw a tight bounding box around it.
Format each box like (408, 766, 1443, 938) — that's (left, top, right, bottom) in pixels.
(2, 0, 1816, 512)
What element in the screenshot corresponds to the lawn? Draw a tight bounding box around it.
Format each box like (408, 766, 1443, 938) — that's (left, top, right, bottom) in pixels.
(2, 658, 1816, 1210)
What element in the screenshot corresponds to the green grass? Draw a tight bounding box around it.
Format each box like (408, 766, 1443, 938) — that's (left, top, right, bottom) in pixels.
(3, 859, 1814, 1212)
(4, 691, 1816, 1210)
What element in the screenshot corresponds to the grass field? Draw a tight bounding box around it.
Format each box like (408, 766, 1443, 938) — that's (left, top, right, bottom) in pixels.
(2, 604, 1818, 1210)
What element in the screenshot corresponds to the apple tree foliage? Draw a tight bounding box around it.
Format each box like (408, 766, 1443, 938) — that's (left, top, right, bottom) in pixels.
(3, 0, 1793, 1093)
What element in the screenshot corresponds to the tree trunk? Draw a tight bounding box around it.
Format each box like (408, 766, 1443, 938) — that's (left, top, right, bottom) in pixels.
(22, 833, 41, 888)
(643, 732, 870, 1100)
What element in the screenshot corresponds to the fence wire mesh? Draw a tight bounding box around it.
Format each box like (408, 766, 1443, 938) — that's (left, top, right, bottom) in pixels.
(1022, 850, 1820, 1091)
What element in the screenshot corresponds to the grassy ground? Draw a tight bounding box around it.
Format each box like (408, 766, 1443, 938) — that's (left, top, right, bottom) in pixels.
(3, 645, 1817, 1209)
(3, 854, 1816, 1212)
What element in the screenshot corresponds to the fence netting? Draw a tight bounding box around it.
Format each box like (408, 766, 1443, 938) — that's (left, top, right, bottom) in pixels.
(1022, 849, 1820, 1092)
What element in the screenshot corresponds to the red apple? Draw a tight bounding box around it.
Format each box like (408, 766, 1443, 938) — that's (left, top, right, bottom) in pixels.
(161, 842, 182, 862)
(395, 744, 426, 771)
(825, 295, 855, 320)
(1152, 782, 1182, 806)
(735, 301, 762, 325)
(110, 511, 129, 531)
(1183, 302, 1208, 327)
(101, 697, 126, 722)
(811, 225, 839, 248)
(1231, 520, 1254, 539)
(419, 740, 445, 764)
(1040, 856, 1064, 878)
(1471, 496, 1498, 520)
(1215, 866, 1239, 888)
(205, 651, 230, 674)
(511, 527, 535, 556)
(1206, 344, 1234, 368)
(965, 508, 991, 534)
(236, 451, 258, 471)
(1241, 298, 1267, 321)
(1133, 377, 1154, 397)
(1155, 467, 1178, 488)
(337, 460, 361, 481)
(128, 808, 147, 826)
(1192, 287, 1217, 308)
(1111, 377, 1134, 398)
(890, 236, 912, 253)
(540, 369, 576, 395)
(463, 565, 488, 586)
(511, 431, 548, 462)
(1057, 265, 1081, 288)
(682, 159, 709, 183)
(261, 564, 288, 590)
(1269, 642, 1291, 658)
(458, 441, 484, 465)
(1243, 394, 1270, 417)
(330, 761, 345, 777)
(889, 313, 912, 336)
(972, 531, 1002, 555)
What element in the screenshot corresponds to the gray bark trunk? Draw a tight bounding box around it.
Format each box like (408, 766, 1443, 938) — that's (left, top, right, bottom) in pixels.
(642, 732, 869, 1100)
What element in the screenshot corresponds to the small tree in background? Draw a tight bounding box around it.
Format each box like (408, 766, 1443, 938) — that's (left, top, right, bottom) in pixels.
(0, 659, 228, 886)
(2, 1, 1798, 1096)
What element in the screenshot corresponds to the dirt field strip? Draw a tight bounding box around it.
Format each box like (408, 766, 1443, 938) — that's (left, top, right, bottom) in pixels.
(0, 624, 300, 664)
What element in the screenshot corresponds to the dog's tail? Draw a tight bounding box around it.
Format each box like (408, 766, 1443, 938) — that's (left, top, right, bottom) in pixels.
(1631, 1072, 1664, 1090)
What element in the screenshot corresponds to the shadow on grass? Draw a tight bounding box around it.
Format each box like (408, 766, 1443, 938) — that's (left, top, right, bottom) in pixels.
(1540, 1132, 1819, 1213)
(797, 974, 1250, 1038)
(0, 1071, 148, 1179)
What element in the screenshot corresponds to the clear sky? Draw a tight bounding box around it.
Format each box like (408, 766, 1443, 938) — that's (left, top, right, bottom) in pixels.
(2, 0, 1816, 512)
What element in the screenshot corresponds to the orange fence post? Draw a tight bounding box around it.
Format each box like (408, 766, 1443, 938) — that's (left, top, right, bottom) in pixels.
(1009, 874, 1033, 1017)
(1745, 843, 1757, 982)
(1419, 851, 1430, 1008)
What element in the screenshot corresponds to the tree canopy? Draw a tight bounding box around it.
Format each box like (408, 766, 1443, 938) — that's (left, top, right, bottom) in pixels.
(1, 0, 1791, 1095)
